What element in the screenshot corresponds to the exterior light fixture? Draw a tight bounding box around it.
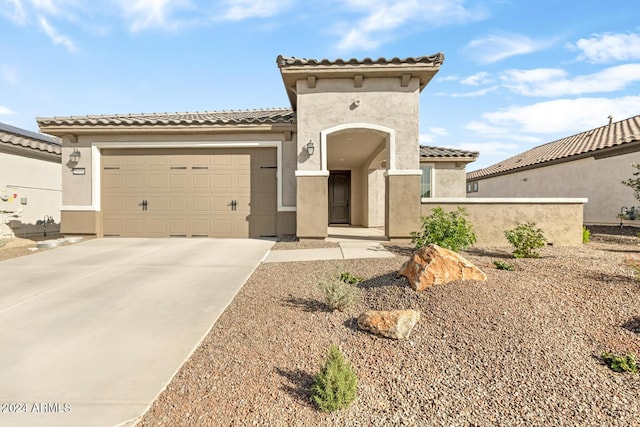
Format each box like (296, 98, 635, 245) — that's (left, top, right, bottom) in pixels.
(69, 149, 81, 163)
(306, 141, 315, 156)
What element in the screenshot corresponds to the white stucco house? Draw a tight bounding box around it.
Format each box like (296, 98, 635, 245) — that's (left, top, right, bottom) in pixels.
(466, 115, 640, 226)
(0, 122, 62, 238)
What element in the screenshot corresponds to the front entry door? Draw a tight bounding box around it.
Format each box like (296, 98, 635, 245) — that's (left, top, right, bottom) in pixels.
(328, 171, 350, 224)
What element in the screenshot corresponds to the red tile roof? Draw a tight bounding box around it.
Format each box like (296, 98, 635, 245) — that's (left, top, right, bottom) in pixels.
(467, 115, 640, 180)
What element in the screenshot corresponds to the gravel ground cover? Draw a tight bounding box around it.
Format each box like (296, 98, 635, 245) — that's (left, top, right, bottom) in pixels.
(139, 233, 640, 426)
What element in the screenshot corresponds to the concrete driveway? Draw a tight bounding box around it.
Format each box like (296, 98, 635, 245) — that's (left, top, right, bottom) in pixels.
(0, 238, 273, 427)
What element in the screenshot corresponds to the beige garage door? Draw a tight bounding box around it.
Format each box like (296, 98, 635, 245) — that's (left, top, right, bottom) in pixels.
(101, 148, 277, 238)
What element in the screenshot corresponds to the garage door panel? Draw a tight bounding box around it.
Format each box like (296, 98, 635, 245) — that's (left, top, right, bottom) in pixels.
(102, 148, 277, 238)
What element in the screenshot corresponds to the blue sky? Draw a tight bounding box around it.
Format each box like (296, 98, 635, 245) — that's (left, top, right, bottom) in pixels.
(1, 0, 639, 171)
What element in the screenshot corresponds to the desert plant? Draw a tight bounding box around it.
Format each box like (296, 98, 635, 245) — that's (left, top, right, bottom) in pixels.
(621, 163, 640, 201)
(319, 275, 361, 311)
(624, 256, 640, 279)
(504, 222, 547, 258)
(339, 272, 363, 284)
(410, 207, 477, 252)
(582, 226, 591, 244)
(493, 260, 515, 271)
(311, 344, 358, 412)
(601, 351, 638, 373)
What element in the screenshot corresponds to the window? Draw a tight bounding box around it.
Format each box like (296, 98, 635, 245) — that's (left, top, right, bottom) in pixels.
(420, 165, 432, 198)
(466, 181, 478, 193)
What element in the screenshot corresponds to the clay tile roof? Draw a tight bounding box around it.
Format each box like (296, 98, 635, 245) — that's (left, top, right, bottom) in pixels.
(277, 54, 445, 68)
(467, 115, 640, 180)
(36, 108, 295, 128)
(0, 122, 61, 156)
(420, 145, 479, 159)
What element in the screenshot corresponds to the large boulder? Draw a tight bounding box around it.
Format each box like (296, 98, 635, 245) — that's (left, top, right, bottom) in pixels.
(357, 309, 420, 340)
(399, 244, 486, 291)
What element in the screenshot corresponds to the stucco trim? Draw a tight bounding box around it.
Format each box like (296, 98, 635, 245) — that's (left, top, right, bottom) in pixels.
(421, 197, 588, 204)
(320, 123, 396, 173)
(60, 205, 98, 211)
(85, 140, 296, 212)
(385, 169, 422, 176)
(294, 170, 330, 177)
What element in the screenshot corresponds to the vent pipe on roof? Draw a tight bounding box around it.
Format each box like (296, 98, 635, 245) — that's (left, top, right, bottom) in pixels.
(608, 115, 613, 126)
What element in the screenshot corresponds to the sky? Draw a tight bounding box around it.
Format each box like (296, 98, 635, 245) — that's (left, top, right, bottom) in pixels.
(1, 0, 639, 171)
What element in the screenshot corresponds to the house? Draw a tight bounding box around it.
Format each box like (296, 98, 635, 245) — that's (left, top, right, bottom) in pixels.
(0, 122, 62, 238)
(36, 53, 481, 240)
(466, 115, 640, 226)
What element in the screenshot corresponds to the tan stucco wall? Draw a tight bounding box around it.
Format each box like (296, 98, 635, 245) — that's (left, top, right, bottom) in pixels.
(0, 151, 61, 237)
(276, 211, 296, 236)
(296, 78, 420, 171)
(367, 168, 385, 227)
(469, 153, 640, 225)
(432, 161, 467, 198)
(296, 175, 328, 238)
(421, 199, 585, 246)
(386, 174, 421, 239)
(61, 210, 99, 235)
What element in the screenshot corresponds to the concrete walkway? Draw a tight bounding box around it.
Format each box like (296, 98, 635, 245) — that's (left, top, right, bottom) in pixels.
(263, 240, 395, 262)
(263, 227, 395, 263)
(0, 238, 273, 427)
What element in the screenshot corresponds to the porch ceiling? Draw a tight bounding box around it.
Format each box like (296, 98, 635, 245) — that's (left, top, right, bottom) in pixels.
(327, 131, 386, 169)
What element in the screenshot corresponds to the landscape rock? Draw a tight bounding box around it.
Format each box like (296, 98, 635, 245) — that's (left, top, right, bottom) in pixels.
(357, 309, 420, 340)
(399, 244, 486, 291)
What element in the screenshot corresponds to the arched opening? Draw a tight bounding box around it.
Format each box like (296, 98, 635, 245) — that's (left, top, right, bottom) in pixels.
(321, 124, 394, 236)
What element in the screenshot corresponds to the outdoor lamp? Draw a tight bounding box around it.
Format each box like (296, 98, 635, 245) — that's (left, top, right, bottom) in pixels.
(306, 141, 315, 156)
(70, 149, 81, 163)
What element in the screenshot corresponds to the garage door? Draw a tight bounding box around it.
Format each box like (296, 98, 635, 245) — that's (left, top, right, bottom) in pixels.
(101, 148, 277, 238)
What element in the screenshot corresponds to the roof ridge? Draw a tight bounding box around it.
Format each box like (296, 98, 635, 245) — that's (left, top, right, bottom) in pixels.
(0, 122, 60, 145)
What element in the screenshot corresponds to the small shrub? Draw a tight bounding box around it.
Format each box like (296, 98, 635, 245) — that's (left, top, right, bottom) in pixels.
(493, 260, 515, 271)
(582, 226, 591, 244)
(319, 275, 361, 311)
(410, 207, 477, 252)
(504, 222, 547, 258)
(311, 344, 358, 412)
(601, 351, 639, 373)
(339, 272, 363, 284)
(624, 256, 640, 279)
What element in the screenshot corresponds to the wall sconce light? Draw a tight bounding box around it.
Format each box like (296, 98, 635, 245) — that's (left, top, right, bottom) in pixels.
(69, 149, 81, 163)
(306, 141, 315, 156)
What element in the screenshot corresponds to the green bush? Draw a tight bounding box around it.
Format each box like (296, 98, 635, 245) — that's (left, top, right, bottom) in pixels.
(493, 260, 515, 271)
(319, 275, 361, 311)
(504, 222, 547, 258)
(339, 272, 364, 284)
(601, 351, 638, 373)
(582, 226, 591, 244)
(410, 207, 477, 252)
(311, 344, 358, 412)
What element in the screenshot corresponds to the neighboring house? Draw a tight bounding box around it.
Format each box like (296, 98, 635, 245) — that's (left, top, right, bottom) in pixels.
(0, 122, 62, 238)
(37, 53, 478, 240)
(466, 115, 640, 226)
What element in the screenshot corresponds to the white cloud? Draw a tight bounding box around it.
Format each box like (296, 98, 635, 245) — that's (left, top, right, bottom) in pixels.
(451, 86, 499, 97)
(501, 64, 640, 97)
(460, 71, 492, 86)
(0, 106, 14, 115)
(38, 15, 76, 51)
(2, 0, 26, 24)
(481, 96, 640, 135)
(419, 127, 449, 144)
(572, 32, 640, 63)
(220, 0, 290, 21)
(467, 33, 553, 64)
(335, 0, 487, 51)
(437, 75, 459, 82)
(117, 0, 192, 32)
